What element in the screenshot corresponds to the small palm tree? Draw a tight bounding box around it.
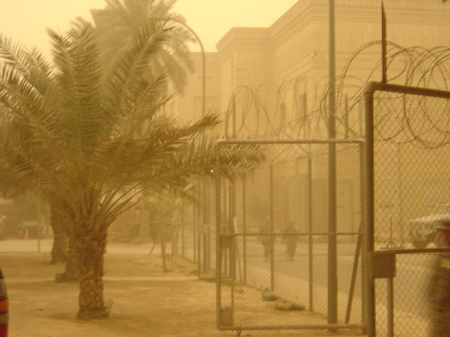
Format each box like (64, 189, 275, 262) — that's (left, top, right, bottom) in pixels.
(0, 20, 264, 320)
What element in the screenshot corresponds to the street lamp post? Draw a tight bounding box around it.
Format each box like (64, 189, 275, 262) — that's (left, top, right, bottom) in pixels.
(328, 0, 338, 327)
(149, 16, 206, 119)
(148, 17, 208, 268)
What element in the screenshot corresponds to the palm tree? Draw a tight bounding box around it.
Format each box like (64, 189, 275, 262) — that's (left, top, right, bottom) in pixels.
(91, 0, 194, 94)
(0, 124, 70, 265)
(0, 20, 264, 320)
(45, 0, 193, 274)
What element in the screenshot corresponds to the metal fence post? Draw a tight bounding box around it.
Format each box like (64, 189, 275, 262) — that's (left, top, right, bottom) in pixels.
(328, 0, 338, 325)
(215, 142, 222, 328)
(270, 163, 275, 291)
(360, 142, 368, 332)
(242, 175, 247, 285)
(364, 84, 376, 337)
(307, 150, 314, 311)
(396, 142, 405, 248)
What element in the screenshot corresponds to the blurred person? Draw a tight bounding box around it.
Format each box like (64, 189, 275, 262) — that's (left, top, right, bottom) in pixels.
(283, 221, 299, 261)
(428, 219, 450, 337)
(259, 217, 271, 262)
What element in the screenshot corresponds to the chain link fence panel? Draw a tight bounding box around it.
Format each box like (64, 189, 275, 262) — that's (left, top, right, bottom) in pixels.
(216, 140, 365, 334)
(366, 82, 450, 337)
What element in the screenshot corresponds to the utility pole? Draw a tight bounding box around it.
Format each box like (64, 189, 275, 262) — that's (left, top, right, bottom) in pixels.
(328, 0, 338, 327)
(381, 1, 387, 83)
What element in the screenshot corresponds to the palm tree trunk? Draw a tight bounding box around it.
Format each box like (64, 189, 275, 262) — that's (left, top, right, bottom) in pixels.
(61, 235, 79, 281)
(76, 230, 108, 320)
(50, 205, 68, 264)
(51, 231, 68, 264)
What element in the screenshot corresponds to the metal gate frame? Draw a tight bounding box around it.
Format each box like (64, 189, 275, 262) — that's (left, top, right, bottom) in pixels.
(215, 138, 366, 334)
(364, 81, 450, 337)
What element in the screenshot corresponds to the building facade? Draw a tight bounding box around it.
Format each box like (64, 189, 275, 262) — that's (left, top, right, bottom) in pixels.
(176, 0, 450, 126)
(170, 0, 450, 240)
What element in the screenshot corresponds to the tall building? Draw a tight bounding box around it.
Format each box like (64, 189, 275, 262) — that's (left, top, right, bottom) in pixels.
(175, 0, 450, 132)
(172, 0, 450, 238)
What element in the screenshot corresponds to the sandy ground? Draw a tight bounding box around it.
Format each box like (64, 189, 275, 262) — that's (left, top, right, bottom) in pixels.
(0, 242, 365, 337)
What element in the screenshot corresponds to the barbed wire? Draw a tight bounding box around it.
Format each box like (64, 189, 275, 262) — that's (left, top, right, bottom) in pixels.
(223, 41, 450, 154)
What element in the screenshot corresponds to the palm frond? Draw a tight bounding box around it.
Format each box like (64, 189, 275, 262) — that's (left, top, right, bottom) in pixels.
(104, 19, 175, 120)
(48, 23, 104, 152)
(92, 0, 194, 94)
(0, 39, 67, 169)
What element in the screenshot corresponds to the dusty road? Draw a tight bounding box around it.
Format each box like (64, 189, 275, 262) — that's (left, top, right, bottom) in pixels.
(0, 239, 365, 337)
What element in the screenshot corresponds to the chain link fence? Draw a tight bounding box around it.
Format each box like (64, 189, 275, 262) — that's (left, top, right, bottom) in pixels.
(365, 82, 450, 337)
(215, 140, 365, 334)
(170, 81, 450, 337)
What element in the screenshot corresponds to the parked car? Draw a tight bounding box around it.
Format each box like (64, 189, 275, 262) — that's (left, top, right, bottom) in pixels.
(408, 203, 450, 248)
(17, 222, 42, 239)
(0, 268, 8, 337)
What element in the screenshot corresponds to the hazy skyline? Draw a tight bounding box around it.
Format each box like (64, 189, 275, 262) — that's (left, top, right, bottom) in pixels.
(0, 0, 298, 58)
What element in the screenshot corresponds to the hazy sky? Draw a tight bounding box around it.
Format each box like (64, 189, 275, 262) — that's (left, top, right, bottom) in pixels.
(0, 0, 298, 58)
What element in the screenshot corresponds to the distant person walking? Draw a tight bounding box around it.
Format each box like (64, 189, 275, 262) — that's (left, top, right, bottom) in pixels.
(428, 219, 450, 337)
(259, 217, 271, 262)
(283, 221, 299, 261)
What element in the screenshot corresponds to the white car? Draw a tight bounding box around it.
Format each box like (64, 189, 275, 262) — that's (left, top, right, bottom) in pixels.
(408, 203, 450, 248)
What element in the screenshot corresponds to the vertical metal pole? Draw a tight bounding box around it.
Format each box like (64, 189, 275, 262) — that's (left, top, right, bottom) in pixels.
(381, 2, 387, 83)
(201, 179, 209, 261)
(205, 226, 210, 274)
(359, 101, 364, 136)
(229, 186, 239, 282)
(328, 0, 338, 325)
(197, 173, 204, 275)
(365, 88, 376, 337)
(232, 95, 236, 138)
(343, 143, 366, 325)
(229, 183, 235, 231)
(345, 226, 361, 324)
(196, 25, 207, 274)
(163, 17, 207, 274)
(215, 143, 222, 328)
(349, 181, 355, 234)
(360, 142, 368, 332)
(230, 229, 236, 321)
(223, 184, 229, 276)
(396, 142, 404, 247)
(242, 175, 247, 285)
(344, 94, 349, 138)
(151, 17, 206, 118)
(37, 195, 41, 253)
(270, 164, 275, 291)
(193, 201, 197, 263)
(307, 151, 314, 311)
(387, 278, 394, 337)
(197, 18, 208, 279)
(345, 144, 367, 327)
(197, 228, 202, 277)
(306, 95, 315, 311)
(229, 89, 238, 280)
(150, 16, 206, 268)
(180, 208, 184, 258)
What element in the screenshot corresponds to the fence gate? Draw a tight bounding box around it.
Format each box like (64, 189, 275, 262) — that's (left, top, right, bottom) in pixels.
(364, 82, 450, 337)
(215, 139, 366, 334)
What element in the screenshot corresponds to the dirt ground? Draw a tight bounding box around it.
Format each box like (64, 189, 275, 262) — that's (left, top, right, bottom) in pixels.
(1, 247, 364, 337)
